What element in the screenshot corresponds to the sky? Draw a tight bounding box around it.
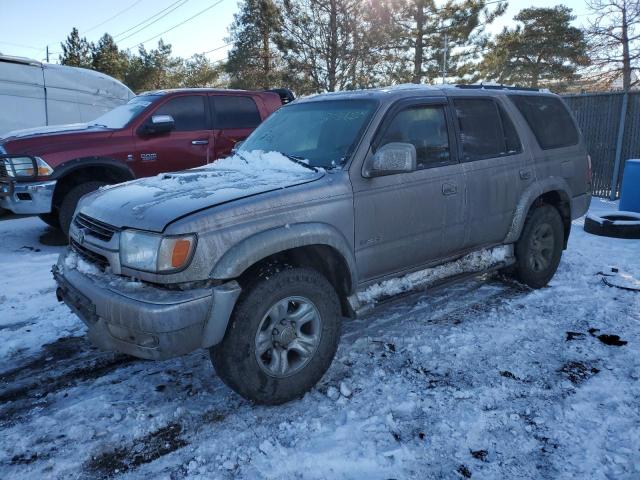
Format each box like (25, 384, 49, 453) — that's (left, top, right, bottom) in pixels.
(0, 0, 592, 65)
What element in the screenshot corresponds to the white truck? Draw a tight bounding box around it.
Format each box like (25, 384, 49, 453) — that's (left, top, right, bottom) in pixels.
(0, 54, 134, 136)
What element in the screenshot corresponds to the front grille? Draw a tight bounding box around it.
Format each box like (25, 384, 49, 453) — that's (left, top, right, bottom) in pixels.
(70, 239, 109, 270)
(74, 213, 119, 242)
(0, 162, 7, 180)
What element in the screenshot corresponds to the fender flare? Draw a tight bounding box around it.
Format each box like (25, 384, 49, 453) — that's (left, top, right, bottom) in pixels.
(210, 222, 358, 292)
(504, 177, 572, 244)
(51, 156, 135, 182)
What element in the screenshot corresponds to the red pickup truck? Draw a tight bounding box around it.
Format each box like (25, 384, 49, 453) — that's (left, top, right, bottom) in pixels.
(0, 88, 291, 234)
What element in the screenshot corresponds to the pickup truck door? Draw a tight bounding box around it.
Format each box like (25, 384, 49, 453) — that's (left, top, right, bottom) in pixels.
(134, 94, 213, 176)
(209, 95, 263, 159)
(352, 98, 467, 282)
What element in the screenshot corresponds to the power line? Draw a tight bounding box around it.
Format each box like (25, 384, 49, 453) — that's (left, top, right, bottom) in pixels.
(127, 0, 227, 49)
(0, 40, 44, 52)
(115, 0, 189, 41)
(84, 0, 145, 34)
(203, 42, 232, 54)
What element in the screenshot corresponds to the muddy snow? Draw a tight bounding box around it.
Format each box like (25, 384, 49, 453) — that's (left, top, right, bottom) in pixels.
(0, 198, 638, 479)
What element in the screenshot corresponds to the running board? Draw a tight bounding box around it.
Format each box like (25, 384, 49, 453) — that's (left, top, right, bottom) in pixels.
(348, 245, 515, 317)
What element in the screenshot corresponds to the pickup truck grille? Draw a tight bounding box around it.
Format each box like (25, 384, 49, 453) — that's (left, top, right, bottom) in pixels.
(0, 162, 7, 180)
(70, 239, 109, 269)
(74, 213, 119, 242)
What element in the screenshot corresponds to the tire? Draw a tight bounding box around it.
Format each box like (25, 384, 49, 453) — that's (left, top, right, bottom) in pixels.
(38, 212, 60, 229)
(210, 267, 342, 405)
(58, 181, 107, 237)
(584, 211, 640, 239)
(514, 204, 564, 289)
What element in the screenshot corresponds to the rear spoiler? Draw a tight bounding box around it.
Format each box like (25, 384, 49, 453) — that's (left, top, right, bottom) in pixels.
(266, 88, 295, 104)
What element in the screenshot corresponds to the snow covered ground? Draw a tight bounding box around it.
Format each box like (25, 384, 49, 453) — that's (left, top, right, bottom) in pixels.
(0, 198, 638, 479)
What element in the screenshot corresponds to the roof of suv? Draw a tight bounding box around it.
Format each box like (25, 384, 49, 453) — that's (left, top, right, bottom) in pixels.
(295, 83, 554, 104)
(139, 88, 276, 97)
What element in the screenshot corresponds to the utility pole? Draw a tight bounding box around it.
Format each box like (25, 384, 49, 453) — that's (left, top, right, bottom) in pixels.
(46, 45, 49, 63)
(442, 33, 448, 84)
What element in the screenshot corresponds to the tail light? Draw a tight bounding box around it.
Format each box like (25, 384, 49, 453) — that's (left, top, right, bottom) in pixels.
(586, 154, 592, 184)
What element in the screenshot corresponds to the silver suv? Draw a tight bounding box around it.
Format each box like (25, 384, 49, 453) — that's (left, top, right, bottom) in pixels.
(54, 84, 591, 404)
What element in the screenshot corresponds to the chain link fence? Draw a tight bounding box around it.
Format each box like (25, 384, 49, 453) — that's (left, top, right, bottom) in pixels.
(562, 91, 640, 199)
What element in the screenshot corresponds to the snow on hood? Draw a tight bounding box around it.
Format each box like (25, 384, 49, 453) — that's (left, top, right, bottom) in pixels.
(0, 123, 107, 142)
(79, 150, 324, 231)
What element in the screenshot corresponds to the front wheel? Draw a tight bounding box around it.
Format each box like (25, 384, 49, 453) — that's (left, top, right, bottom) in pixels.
(210, 267, 342, 405)
(514, 204, 564, 289)
(58, 181, 107, 237)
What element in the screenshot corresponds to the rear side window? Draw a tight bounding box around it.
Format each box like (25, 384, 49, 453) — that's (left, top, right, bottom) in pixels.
(453, 98, 520, 161)
(154, 95, 207, 131)
(379, 105, 451, 169)
(510, 95, 579, 149)
(212, 96, 262, 129)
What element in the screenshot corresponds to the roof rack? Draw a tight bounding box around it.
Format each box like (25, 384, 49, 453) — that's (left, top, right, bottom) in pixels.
(455, 84, 540, 92)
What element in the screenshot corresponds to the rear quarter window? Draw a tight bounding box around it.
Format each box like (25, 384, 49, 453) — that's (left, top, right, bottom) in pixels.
(212, 96, 262, 129)
(510, 95, 579, 150)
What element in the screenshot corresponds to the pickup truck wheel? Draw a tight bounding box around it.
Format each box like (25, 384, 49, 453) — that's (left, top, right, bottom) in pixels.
(514, 205, 564, 289)
(38, 212, 60, 229)
(210, 267, 341, 405)
(58, 181, 107, 237)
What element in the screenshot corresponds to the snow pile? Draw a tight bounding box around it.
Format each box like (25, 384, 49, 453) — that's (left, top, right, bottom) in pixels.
(211, 150, 317, 174)
(358, 245, 514, 304)
(1, 199, 639, 479)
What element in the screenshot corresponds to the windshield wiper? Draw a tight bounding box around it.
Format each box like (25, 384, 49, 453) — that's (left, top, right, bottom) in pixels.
(281, 152, 318, 172)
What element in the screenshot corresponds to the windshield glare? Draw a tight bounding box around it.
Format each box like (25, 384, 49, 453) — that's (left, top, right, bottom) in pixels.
(239, 99, 378, 168)
(91, 95, 161, 129)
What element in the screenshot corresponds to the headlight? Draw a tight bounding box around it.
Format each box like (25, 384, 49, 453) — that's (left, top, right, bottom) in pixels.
(120, 230, 196, 273)
(2, 156, 53, 177)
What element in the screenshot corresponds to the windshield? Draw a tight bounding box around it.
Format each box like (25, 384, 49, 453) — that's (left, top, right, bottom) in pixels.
(239, 99, 378, 168)
(90, 95, 161, 129)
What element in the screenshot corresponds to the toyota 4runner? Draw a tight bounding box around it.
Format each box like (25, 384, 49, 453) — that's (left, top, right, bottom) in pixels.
(54, 84, 591, 404)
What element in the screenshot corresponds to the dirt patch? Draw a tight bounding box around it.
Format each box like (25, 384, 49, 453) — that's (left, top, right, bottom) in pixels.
(596, 334, 627, 346)
(84, 422, 188, 477)
(470, 449, 488, 461)
(565, 331, 585, 341)
(559, 361, 600, 385)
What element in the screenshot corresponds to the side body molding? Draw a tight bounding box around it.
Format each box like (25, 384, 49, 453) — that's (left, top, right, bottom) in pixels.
(504, 177, 573, 244)
(210, 222, 358, 292)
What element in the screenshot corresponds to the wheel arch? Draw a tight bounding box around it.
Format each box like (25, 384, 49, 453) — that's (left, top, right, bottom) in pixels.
(51, 157, 135, 209)
(505, 178, 572, 248)
(210, 223, 358, 317)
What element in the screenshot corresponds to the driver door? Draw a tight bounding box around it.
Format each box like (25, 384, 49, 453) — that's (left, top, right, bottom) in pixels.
(352, 98, 466, 282)
(134, 94, 213, 176)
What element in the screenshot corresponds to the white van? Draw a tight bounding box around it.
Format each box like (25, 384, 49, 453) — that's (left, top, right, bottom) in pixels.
(0, 54, 134, 135)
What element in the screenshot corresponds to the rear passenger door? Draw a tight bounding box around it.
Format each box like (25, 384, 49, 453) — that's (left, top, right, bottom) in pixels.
(210, 95, 262, 159)
(451, 96, 530, 249)
(135, 94, 212, 175)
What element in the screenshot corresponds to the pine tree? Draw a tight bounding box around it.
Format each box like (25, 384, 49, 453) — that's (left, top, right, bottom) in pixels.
(59, 28, 93, 68)
(124, 40, 182, 92)
(91, 34, 130, 81)
(479, 7, 589, 89)
(386, 0, 506, 84)
(226, 0, 284, 89)
(182, 54, 223, 87)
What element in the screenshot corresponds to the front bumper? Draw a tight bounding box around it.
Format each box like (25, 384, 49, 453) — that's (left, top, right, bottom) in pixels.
(0, 180, 56, 214)
(53, 250, 241, 360)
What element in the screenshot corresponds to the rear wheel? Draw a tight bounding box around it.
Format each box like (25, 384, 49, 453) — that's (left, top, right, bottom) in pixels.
(58, 181, 107, 237)
(514, 205, 564, 288)
(210, 267, 341, 405)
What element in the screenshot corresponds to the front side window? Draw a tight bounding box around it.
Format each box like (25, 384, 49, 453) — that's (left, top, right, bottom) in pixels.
(154, 95, 207, 131)
(510, 95, 579, 150)
(239, 99, 378, 169)
(90, 95, 161, 129)
(212, 96, 262, 129)
(454, 98, 519, 161)
(379, 105, 451, 169)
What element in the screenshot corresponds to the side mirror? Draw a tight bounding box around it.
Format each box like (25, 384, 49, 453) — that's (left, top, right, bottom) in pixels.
(139, 114, 175, 135)
(367, 142, 417, 177)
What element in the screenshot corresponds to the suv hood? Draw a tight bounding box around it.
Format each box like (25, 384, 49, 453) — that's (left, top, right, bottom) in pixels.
(79, 151, 325, 232)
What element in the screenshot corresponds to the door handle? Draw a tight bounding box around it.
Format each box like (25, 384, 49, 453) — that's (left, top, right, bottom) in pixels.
(519, 169, 532, 180)
(191, 140, 209, 145)
(442, 182, 458, 196)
